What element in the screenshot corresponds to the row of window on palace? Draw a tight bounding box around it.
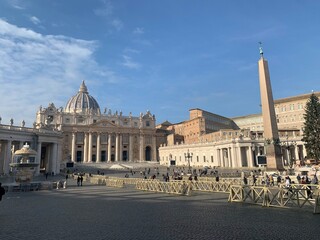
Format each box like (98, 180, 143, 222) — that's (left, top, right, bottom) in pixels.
(275, 103, 304, 112)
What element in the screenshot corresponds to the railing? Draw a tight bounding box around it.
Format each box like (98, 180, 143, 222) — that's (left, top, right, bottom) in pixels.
(228, 184, 320, 214)
(190, 181, 231, 193)
(106, 178, 125, 188)
(136, 180, 191, 195)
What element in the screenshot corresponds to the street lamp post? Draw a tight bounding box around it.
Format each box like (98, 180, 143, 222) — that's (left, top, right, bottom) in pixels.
(184, 149, 193, 174)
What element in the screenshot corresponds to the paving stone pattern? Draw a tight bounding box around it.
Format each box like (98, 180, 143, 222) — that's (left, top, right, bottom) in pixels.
(0, 179, 319, 240)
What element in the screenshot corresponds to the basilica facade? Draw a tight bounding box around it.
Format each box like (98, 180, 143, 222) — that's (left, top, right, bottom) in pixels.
(35, 81, 157, 163)
(0, 81, 157, 176)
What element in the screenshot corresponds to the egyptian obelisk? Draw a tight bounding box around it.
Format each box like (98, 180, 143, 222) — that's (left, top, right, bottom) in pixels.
(258, 44, 284, 171)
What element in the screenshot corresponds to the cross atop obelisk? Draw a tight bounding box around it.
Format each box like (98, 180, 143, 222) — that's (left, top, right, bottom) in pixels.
(258, 43, 284, 171)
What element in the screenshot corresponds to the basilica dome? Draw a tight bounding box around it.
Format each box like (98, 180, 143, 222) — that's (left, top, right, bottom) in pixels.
(65, 81, 101, 115)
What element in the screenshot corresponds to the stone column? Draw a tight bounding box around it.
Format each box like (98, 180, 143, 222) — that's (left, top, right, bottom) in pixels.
(119, 134, 123, 161)
(0, 141, 4, 174)
(115, 133, 119, 161)
(152, 135, 157, 161)
(83, 132, 88, 162)
(96, 133, 101, 162)
(108, 133, 112, 162)
(139, 134, 144, 162)
(302, 145, 307, 160)
(4, 140, 12, 175)
(51, 143, 58, 175)
(228, 147, 233, 168)
(88, 132, 93, 162)
(129, 134, 134, 162)
(237, 146, 242, 167)
(71, 132, 76, 162)
(294, 145, 299, 161)
(56, 142, 62, 174)
(248, 146, 253, 168)
(36, 141, 42, 175)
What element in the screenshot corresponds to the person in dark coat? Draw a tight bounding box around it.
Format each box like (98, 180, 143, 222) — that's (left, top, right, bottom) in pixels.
(0, 183, 5, 202)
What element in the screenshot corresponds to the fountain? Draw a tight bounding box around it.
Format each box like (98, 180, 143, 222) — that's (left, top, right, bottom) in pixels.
(10, 143, 39, 183)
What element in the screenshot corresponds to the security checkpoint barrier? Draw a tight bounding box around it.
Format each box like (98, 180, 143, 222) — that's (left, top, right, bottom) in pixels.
(106, 178, 125, 188)
(136, 180, 191, 195)
(108, 177, 149, 185)
(190, 180, 232, 193)
(228, 184, 320, 214)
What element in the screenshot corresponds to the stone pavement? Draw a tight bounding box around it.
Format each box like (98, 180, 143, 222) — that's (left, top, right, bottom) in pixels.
(0, 179, 319, 240)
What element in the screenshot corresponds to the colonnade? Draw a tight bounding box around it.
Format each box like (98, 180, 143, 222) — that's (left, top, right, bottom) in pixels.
(0, 139, 60, 175)
(159, 141, 307, 169)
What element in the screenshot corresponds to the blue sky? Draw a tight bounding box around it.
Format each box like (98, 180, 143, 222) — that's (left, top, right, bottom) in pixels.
(1, 0, 320, 127)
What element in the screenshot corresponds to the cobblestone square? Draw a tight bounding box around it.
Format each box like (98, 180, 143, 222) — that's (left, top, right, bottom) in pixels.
(0, 180, 319, 240)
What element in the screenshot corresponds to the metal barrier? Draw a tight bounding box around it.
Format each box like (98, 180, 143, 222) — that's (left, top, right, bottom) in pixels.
(105, 178, 125, 188)
(228, 184, 320, 214)
(190, 181, 231, 193)
(136, 180, 191, 195)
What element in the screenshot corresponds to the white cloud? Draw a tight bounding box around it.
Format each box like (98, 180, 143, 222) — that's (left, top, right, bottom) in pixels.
(133, 27, 144, 34)
(94, 0, 124, 32)
(30, 16, 41, 25)
(94, 0, 113, 17)
(6, 0, 25, 10)
(111, 19, 123, 31)
(121, 55, 141, 69)
(0, 19, 120, 126)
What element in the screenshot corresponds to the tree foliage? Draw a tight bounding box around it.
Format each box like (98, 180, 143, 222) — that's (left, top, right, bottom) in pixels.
(302, 93, 320, 160)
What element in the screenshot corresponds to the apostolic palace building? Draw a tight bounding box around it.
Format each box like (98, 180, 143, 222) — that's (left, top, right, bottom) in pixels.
(0, 52, 319, 175)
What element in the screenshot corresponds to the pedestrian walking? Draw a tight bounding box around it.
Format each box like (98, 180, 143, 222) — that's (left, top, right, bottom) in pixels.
(77, 176, 80, 186)
(243, 176, 248, 185)
(0, 183, 5, 202)
(80, 175, 83, 186)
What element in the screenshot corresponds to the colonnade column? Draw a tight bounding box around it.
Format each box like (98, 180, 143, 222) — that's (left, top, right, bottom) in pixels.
(51, 143, 58, 175)
(294, 145, 299, 161)
(96, 133, 101, 162)
(248, 146, 253, 168)
(237, 146, 242, 167)
(0, 141, 4, 174)
(302, 145, 307, 160)
(220, 149, 224, 167)
(231, 146, 236, 168)
(71, 132, 76, 162)
(88, 132, 92, 162)
(108, 134, 111, 162)
(228, 147, 233, 168)
(4, 140, 12, 174)
(83, 133, 88, 162)
(129, 135, 134, 162)
(36, 141, 42, 175)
